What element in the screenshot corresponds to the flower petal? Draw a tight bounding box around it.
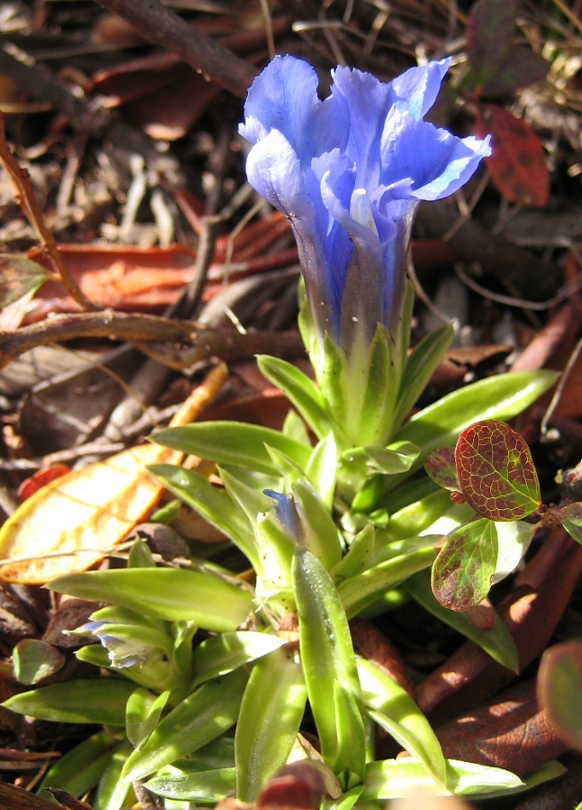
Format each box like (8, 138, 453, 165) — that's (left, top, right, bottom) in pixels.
(239, 55, 348, 165)
(389, 58, 451, 119)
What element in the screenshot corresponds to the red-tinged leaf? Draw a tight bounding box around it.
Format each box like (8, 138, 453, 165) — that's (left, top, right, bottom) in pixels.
(17, 464, 71, 501)
(425, 447, 460, 491)
(538, 641, 582, 751)
(553, 502, 582, 545)
(432, 518, 497, 611)
(454, 419, 540, 521)
(476, 106, 549, 207)
(258, 762, 330, 810)
(466, 0, 516, 79)
(480, 45, 549, 97)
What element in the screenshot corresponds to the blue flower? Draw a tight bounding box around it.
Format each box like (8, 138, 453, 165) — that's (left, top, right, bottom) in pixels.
(239, 56, 491, 351)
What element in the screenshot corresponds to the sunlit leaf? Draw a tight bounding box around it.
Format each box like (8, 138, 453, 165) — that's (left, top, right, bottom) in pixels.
(455, 420, 540, 520)
(425, 447, 460, 492)
(0, 255, 48, 308)
(538, 641, 582, 751)
(432, 518, 497, 611)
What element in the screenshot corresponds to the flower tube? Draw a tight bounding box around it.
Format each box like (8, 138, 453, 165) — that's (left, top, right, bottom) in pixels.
(239, 56, 491, 353)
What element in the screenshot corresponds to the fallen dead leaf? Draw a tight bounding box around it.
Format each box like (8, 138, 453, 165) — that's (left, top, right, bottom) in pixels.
(0, 364, 227, 584)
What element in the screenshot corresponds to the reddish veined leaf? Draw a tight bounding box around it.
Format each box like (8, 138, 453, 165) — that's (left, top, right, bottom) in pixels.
(424, 447, 460, 492)
(476, 105, 549, 207)
(432, 518, 497, 611)
(454, 419, 540, 521)
(553, 502, 582, 545)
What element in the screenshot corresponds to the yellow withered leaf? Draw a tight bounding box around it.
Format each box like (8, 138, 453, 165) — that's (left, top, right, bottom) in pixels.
(0, 363, 227, 584)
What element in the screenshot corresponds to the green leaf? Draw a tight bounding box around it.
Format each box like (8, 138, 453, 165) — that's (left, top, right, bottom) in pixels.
(0, 255, 48, 308)
(424, 446, 460, 491)
(351, 324, 398, 447)
(122, 667, 248, 782)
(150, 464, 258, 568)
(332, 523, 375, 581)
(292, 479, 342, 571)
(493, 520, 535, 585)
(293, 549, 366, 788)
(282, 409, 312, 446)
(338, 545, 438, 619)
(94, 739, 133, 810)
(405, 570, 518, 671)
(190, 631, 285, 690)
(49, 569, 253, 631)
(341, 443, 419, 477)
(3, 679, 135, 725)
(432, 518, 498, 611)
(392, 324, 455, 430)
(455, 420, 540, 520)
(554, 502, 582, 545)
(153, 422, 311, 476)
(38, 731, 116, 799)
(13, 639, 65, 684)
(538, 641, 582, 751)
(145, 767, 236, 802)
(306, 432, 337, 509)
(236, 646, 307, 801)
(126, 688, 170, 748)
(257, 355, 334, 441)
(357, 659, 446, 786)
(362, 758, 523, 799)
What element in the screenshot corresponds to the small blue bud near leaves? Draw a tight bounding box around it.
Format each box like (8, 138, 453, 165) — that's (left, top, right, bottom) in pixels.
(239, 55, 491, 352)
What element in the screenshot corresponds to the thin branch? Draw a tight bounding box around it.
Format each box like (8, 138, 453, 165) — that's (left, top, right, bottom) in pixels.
(0, 114, 100, 312)
(93, 0, 258, 99)
(0, 310, 304, 370)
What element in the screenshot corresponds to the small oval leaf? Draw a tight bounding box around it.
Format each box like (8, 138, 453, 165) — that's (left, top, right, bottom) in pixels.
(425, 447, 460, 491)
(476, 106, 549, 207)
(455, 419, 540, 521)
(432, 518, 498, 611)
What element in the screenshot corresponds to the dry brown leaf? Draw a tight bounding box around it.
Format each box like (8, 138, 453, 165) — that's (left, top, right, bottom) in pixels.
(0, 364, 227, 584)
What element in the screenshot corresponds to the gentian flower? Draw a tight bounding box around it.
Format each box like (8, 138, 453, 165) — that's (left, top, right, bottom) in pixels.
(239, 56, 491, 352)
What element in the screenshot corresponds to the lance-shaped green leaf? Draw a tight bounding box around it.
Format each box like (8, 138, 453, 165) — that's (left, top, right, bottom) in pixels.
(126, 688, 170, 748)
(339, 545, 438, 619)
(50, 569, 252, 631)
(236, 646, 307, 801)
(432, 518, 498, 611)
(362, 758, 523, 799)
(38, 731, 116, 799)
(94, 738, 133, 810)
(292, 479, 342, 571)
(0, 256, 48, 308)
(538, 641, 582, 751)
(455, 420, 540, 520)
(190, 631, 285, 690)
(392, 323, 455, 431)
(306, 432, 337, 509)
(405, 570, 518, 672)
(122, 667, 248, 782)
(332, 523, 375, 581)
(257, 354, 335, 441)
(357, 659, 446, 786)
(145, 767, 236, 802)
(149, 464, 258, 568)
(424, 446, 460, 491)
(293, 549, 366, 788)
(13, 639, 65, 685)
(153, 422, 311, 476)
(282, 409, 312, 446)
(3, 679, 135, 725)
